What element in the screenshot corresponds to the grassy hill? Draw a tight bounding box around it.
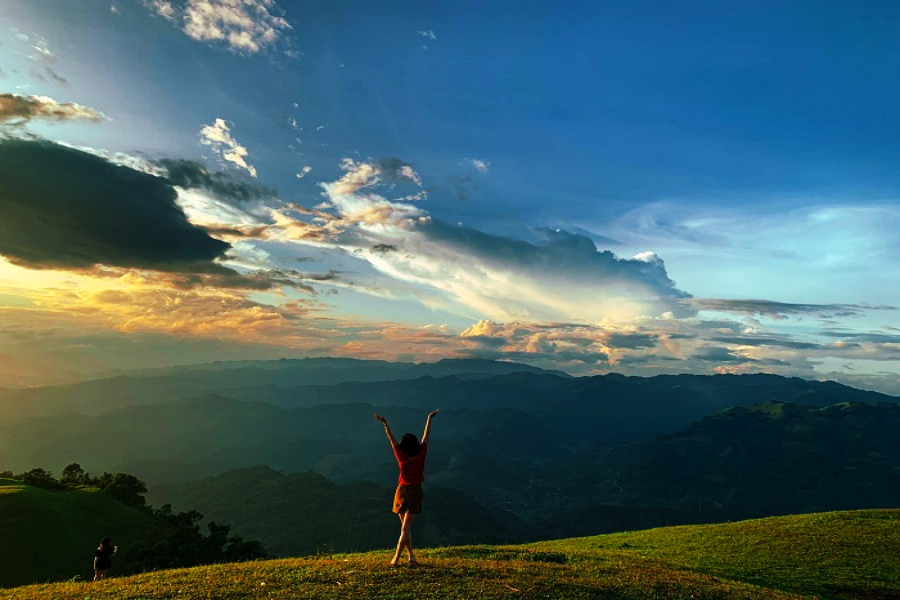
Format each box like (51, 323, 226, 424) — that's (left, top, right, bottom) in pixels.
(3, 509, 897, 599)
(0, 478, 157, 588)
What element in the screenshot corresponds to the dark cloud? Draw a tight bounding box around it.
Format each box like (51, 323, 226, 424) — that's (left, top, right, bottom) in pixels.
(161, 271, 312, 293)
(376, 158, 421, 184)
(44, 67, 68, 85)
(302, 269, 341, 282)
(606, 332, 658, 349)
(691, 298, 896, 318)
(692, 346, 752, 363)
(555, 226, 621, 248)
(0, 137, 230, 272)
(449, 174, 478, 201)
(617, 354, 683, 365)
(691, 345, 790, 366)
(461, 334, 507, 349)
(466, 346, 610, 365)
(370, 243, 399, 255)
(157, 158, 275, 203)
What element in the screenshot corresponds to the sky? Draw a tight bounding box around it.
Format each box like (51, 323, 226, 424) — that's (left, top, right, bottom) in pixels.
(1, 0, 899, 393)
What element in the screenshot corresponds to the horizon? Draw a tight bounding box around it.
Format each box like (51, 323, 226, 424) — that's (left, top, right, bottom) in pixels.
(2, 1, 899, 394)
(3, 355, 896, 397)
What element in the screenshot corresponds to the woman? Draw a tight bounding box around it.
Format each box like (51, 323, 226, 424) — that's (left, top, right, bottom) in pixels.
(93, 537, 117, 581)
(374, 409, 439, 567)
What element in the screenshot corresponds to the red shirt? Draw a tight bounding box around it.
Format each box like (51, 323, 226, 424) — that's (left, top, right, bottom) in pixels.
(393, 441, 428, 486)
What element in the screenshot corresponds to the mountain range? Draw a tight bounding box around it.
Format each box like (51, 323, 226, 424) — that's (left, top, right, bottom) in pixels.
(2, 357, 899, 551)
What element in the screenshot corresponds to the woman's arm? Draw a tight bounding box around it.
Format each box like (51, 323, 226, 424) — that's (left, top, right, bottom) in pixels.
(374, 414, 399, 446)
(421, 409, 439, 445)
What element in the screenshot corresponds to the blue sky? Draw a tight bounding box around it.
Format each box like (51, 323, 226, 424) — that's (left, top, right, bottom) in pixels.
(1, 0, 899, 393)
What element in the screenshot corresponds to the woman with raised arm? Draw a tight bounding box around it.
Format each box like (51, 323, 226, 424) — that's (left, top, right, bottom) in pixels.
(374, 409, 439, 567)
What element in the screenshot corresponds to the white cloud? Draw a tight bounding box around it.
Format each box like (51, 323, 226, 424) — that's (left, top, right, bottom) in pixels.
(144, 0, 293, 54)
(147, 0, 177, 20)
(416, 30, 437, 41)
(468, 158, 490, 174)
(260, 159, 694, 324)
(295, 165, 312, 179)
(199, 118, 257, 177)
(29, 37, 55, 61)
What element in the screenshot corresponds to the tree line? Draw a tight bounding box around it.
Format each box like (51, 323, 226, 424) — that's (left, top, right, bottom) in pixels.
(1, 464, 268, 574)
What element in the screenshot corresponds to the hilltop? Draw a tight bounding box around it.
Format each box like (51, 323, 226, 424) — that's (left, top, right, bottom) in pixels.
(0, 478, 157, 588)
(3, 509, 898, 599)
(0, 476, 264, 589)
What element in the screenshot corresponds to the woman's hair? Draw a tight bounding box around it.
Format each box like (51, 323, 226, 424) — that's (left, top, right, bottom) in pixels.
(398, 433, 421, 457)
(99, 537, 112, 550)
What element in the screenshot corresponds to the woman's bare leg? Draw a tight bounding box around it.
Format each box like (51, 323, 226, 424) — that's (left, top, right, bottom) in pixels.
(390, 511, 417, 565)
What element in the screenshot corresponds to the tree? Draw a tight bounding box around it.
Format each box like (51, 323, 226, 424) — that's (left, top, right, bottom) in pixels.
(18, 468, 66, 490)
(98, 473, 148, 508)
(60, 463, 87, 485)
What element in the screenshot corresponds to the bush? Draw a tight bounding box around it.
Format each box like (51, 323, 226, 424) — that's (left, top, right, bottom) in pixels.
(18, 468, 68, 491)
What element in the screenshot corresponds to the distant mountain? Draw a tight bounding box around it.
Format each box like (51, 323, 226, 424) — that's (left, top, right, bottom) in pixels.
(0, 358, 568, 419)
(146, 466, 535, 557)
(549, 400, 900, 533)
(0, 395, 554, 487)
(2, 370, 897, 491)
(227, 371, 898, 444)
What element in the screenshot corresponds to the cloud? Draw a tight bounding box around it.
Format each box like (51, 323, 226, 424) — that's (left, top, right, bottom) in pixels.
(327, 158, 423, 196)
(416, 30, 437, 41)
(144, 0, 293, 54)
(0, 137, 231, 272)
(0, 94, 105, 125)
(28, 37, 55, 61)
(296, 165, 312, 179)
(199, 118, 257, 177)
(98, 153, 899, 392)
(261, 158, 694, 323)
(467, 158, 490, 174)
(157, 158, 274, 203)
(709, 335, 821, 350)
(404, 222, 693, 321)
(691, 298, 895, 319)
(820, 331, 900, 344)
(43, 68, 68, 86)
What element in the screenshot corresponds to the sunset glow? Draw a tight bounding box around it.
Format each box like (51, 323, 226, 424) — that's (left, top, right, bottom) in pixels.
(1, 1, 899, 393)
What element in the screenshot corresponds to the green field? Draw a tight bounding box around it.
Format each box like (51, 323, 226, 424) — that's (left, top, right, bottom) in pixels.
(0, 479, 157, 588)
(2, 509, 897, 599)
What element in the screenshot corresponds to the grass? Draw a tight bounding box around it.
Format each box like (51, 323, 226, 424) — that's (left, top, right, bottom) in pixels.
(3, 509, 898, 599)
(0, 479, 157, 588)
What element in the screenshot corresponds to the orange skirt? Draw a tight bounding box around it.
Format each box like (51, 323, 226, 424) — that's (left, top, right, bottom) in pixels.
(392, 484, 423, 514)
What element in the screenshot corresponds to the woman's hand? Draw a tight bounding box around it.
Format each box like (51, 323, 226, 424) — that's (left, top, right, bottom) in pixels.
(428, 409, 440, 419)
(374, 413, 387, 424)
